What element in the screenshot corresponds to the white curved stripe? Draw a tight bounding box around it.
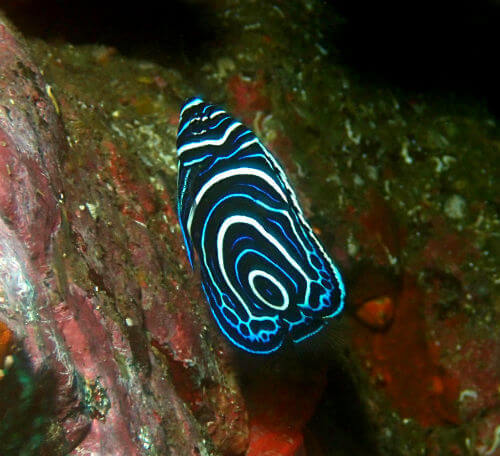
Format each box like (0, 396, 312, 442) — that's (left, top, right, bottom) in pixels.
(180, 98, 203, 117)
(177, 121, 242, 156)
(216, 215, 311, 317)
(182, 154, 211, 167)
(248, 269, 289, 311)
(186, 167, 288, 235)
(209, 109, 226, 118)
(256, 138, 342, 295)
(237, 137, 259, 150)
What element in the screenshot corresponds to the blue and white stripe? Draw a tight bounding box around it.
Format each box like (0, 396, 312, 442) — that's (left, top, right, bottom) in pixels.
(177, 97, 345, 354)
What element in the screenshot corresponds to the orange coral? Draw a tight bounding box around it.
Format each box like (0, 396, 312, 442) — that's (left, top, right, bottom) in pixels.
(356, 296, 395, 330)
(0, 320, 13, 371)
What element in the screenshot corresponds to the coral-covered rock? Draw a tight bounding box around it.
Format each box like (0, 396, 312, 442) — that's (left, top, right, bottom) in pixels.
(0, 13, 247, 455)
(227, 73, 271, 124)
(352, 274, 461, 427)
(245, 362, 327, 456)
(1, 0, 499, 454)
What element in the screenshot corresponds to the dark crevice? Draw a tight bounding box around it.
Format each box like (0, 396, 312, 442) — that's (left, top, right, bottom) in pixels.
(323, 0, 500, 117)
(1, 0, 223, 66)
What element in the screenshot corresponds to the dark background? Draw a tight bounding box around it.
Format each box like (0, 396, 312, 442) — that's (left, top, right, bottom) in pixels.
(2, 0, 499, 116)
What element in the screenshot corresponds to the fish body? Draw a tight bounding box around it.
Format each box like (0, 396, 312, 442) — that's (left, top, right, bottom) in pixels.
(177, 97, 345, 354)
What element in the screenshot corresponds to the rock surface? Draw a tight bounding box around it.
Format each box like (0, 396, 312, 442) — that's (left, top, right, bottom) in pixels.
(1, 1, 499, 455)
(0, 13, 247, 456)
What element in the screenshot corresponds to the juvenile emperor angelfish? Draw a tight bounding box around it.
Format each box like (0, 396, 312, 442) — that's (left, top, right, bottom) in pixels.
(176, 97, 345, 354)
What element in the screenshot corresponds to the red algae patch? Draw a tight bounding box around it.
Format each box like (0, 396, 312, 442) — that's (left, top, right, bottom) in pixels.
(227, 73, 271, 124)
(246, 367, 327, 456)
(352, 274, 460, 427)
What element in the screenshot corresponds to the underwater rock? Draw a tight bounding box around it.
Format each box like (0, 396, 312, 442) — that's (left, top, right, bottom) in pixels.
(245, 365, 327, 456)
(0, 13, 248, 455)
(1, 0, 499, 454)
(0, 13, 89, 454)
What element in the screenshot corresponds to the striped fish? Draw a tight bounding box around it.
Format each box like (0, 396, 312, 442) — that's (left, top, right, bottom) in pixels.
(177, 97, 345, 354)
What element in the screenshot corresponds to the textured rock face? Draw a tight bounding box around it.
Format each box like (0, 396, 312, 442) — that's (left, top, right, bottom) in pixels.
(1, 1, 499, 455)
(0, 14, 247, 456)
